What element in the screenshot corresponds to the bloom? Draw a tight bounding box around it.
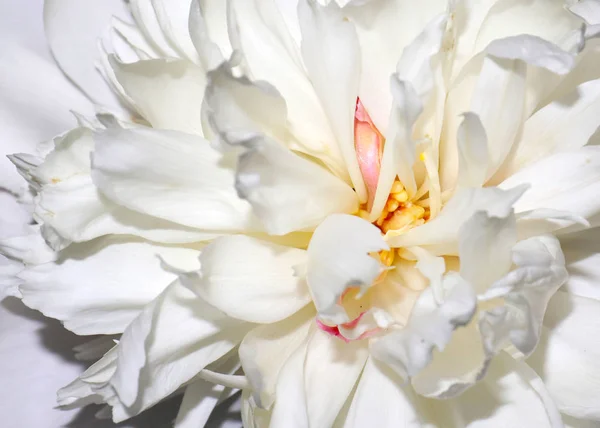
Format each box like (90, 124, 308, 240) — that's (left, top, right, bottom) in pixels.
(4, 0, 600, 427)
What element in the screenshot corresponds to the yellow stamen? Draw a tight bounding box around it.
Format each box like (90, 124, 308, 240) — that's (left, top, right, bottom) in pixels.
(391, 190, 409, 203)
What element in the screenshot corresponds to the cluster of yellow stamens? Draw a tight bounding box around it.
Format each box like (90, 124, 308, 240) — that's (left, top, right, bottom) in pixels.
(363, 179, 429, 234)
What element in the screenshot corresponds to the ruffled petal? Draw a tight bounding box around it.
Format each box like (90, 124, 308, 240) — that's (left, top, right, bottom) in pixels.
(110, 281, 251, 421)
(182, 235, 311, 323)
(112, 58, 207, 135)
(307, 214, 388, 325)
(19, 236, 200, 335)
(239, 306, 314, 409)
(500, 146, 600, 227)
(370, 272, 477, 385)
(500, 78, 600, 178)
(298, 0, 365, 200)
(456, 112, 489, 188)
(560, 227, 600, 300)
(149, 0, 199, 62)
(234, 137, 359, 236)
(528, 291, 600, 421)
(91, 127, 257, 231)
(388, 186, 527, 255)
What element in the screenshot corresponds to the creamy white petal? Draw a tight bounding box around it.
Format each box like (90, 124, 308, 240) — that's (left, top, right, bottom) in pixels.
(182, 235, 311, 323)
(396, 13, 447, 101)
(26, 128, 213, 244)
(371, 76, 422, 220)
(19, 236, 200, 335)
(342, 358, 426, 428)
(459, 208, 517, 294)
(480, 235, 568, 356)
(269, 338, 310, 428)
(474, 0, 581, 54)
(44, 0, 129, 107)
(501, 78, 600, 177)
(307, 214, 388, 325)
(560, 227, 600, 300)
(149, 0, 199, 62)
(500, 146, 600, 226)
(205, 63, 290, 145)
(516, 208, 589, 241)
(347, 0, 446, 130)
(175, 378, 232, 428)
(188, 0, 224, 70)
(0, 255, 22, 298)
(239, 306, 314, 409)
(486, 35, 575, 75)
(235, 137, 359, 236)
(241, 390, 272, 428)
(229, 0, 346, 174)
(110, 281, 251, 419)
(441, 352, 564, 428)
(303, 329, 369, 428)
(470, 56, 525, 180)
(129, 0, 179, 57)
(528, 291, 600, 421)
(456, 112, 489, 188)
(298, 0, 365, 201)
(370, 273, 477, 383)
(0, 224, 55, 265)
(112, 57, 207, 135)
(570, 0, 600, 25)
(388, 186, 527, 255)
(91, 127, 257, 231)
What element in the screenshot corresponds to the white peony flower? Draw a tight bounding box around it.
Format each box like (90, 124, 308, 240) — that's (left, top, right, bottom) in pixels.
(3, 0, 600, 427)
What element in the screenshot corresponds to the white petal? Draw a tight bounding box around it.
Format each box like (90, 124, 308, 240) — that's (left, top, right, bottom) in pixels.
(560, 227, 600, 300)
(19, 236, 200, 335)
(241, 390, 272, 428)
(205, 63, 290, 146)
(445, 352, 563, 428)
(480, 235, 568, 357)
(457, 112, 489, 188)
(112, 58, 207, 135)
(0, 224, 55, 265)
(474, 0, 581, 54)
(182, 235, 311, 323)
(388, 186, 527, 255)
(235, 137, 359, 236)
(25, 128, 214, 244)
(304, 329, 369, 428)
(307, 214, 388, 325)
(528, 291, 600, 421)
(370, 76, 422, 220)
(239, 306, 314, 409)
(298, 0, 366, 201)
(570, 0, 600, 25)
(187, 0, 225, 71)
(44, 0, 129, 107)
(342, 358, 425, 428)
(470, 56, 525, 180)
(270, 338, 310, 428)
(347, 0, 446, 130)
(396, 13, 447, 101)
(500, 146, 600, 225)
(370, 273, 477, 384)
(129, 0, 179, 57)
(459, 208, 517, 294)
(486, 35, 576, 75)
(501, 78, 600, 177)
(150, 0, 199, 62)
(175, 375, 236, 428)
(110, 281, 251, 419)
(91, 127, 257, 231)
(0, 255, 22, 298)
(230, 0, 345, 175)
